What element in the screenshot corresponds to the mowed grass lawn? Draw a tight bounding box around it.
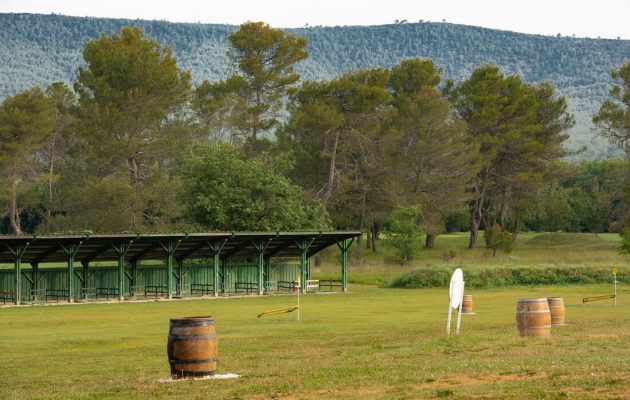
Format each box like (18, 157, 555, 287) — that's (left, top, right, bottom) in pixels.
(1, 283, 629, 399)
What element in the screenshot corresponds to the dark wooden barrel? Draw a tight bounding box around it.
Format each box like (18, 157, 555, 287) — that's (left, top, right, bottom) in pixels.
(547, 297, 566, 325)
(516, 298, 551, 338)
(461, 294, 473, 313)
(167, 316, 217, 379)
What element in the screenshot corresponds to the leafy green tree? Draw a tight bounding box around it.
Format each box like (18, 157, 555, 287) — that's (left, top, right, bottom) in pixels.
(40, 82, 76, 232)
(0, 87, 56, 234)
(227, 22, 308, 142)
(450, 66, 571, 248)
(280, 68, 392, 234)
(179, 143, 328, 231)
(386, 206, 423, 266)
(484, 225, 513, 256)
(69, 27, 192, 232)
(387, 59, 478, 248)
(593, 61, 630, 155)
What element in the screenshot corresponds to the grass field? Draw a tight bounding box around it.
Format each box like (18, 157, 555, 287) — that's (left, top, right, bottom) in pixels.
(1, 283, 629, 399)
(315, 232, 627, 286)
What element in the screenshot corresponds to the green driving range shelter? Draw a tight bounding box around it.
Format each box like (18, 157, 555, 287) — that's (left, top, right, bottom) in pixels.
(0, 231, 359, 305)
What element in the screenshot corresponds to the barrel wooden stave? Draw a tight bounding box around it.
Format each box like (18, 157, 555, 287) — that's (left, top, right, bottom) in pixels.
(516, 298, 551, 338)
(547, 297, 566, 325)
(461, 294, 473, 313)
(168, 316, 217, 379)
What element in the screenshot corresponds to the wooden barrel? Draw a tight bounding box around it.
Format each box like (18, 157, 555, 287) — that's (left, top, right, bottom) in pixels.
(167, 316, 217, 379)
(515, 298, 551, 338)
(461, 295, 473, 313)
(547, 297, 566, 326)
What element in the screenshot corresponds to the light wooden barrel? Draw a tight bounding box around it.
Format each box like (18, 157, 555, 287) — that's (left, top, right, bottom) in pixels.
(461, 294, 473, 313)
(547, 297, 566, 325)
(167, 316, 217, 379)
(516, 298, 551, 338)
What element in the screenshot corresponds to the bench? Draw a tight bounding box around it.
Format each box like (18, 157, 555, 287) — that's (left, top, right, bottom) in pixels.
(144, 285, 168, 298)
(29, 289, 46, 303)
(234, 282, 259, 294)
(319, 280, 343, 291)
(45, 288, 69, 302)
(306, 279, 320, 292)
(95, 287, 119, 300)
(1, 290, 13, 304)
(80, 287, 96, 300)
(191, 283, 214, 296)
(277, 280, 299, 292)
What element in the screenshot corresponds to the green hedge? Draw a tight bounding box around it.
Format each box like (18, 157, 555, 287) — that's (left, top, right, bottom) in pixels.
(386, 267, 627, 289)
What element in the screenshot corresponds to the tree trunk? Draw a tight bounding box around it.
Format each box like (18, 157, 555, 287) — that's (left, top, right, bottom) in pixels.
(512, 208, 522, 242)
(357, 186, 366, 247)
(366, 224, 371, 249)
(46, 133, 57, 232)
(425, 233, 435, 249)
(497, 189, 507, 229)
(371, 223, 377, 252)
(469, 199, 482, 249)
(469, 167, 491, 249)
(9, 180, 22, 235)
(322, 131, 339, 209)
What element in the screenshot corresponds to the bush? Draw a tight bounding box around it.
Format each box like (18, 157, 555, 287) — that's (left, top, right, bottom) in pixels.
(385, 206, 423, 266)
(386, 266, 627, 289)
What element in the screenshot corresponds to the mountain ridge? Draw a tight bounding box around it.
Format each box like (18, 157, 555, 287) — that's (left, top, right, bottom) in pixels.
(1, 13, 629, 159)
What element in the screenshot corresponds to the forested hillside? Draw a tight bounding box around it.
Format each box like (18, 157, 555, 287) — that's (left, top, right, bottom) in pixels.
(1, 13, 629, 158)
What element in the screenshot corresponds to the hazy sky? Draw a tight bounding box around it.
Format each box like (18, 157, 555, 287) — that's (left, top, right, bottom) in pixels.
(2, 0, 629, 39)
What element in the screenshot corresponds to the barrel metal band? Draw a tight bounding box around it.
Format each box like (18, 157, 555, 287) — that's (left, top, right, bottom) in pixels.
(168, 334, 217, 340)
(170, 357, 218, 364)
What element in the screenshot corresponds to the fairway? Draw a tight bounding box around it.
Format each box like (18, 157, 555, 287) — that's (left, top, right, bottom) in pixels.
(1, 284, 629, 399)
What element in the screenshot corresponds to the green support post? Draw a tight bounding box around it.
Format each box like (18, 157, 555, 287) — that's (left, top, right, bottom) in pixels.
(61, 241, 84, 303)
(220, 259, 227, 294)
(176, 258, 183, 295)
(81, 261, 89, 297)
(160, 240, 182, 300)
(207, 240, 227, 297)
(131, 260, 138, 296)
(113, 240, 133, 301)
(7, 242, 30, 305)
(252, 240, 272, 295)
(295, 239, 315, 293)
(336, 238, 355, 292)
(30, 262, 39, 298)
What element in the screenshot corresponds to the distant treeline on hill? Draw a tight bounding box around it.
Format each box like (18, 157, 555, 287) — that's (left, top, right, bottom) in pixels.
(1, 13, 630, 158)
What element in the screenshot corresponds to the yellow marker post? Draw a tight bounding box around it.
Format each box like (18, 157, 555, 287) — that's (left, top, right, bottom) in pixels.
(297, 275, 301, 321)
(612, 267, 618, 306)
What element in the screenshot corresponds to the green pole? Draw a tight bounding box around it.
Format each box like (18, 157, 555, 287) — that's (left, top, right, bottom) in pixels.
(167, 243, 174, 299)
(177, 258, 183, 295)
(131, 260, 137, 296)
(67, 249, 75, 303)
(81, 261, 89, 299)
(14, 251, 21, 305)
(113, 241, 133, 301)
(341, 245, 348, 292)
(258, 243, 265, 295)
(300, 247, 307, 293)
(9, 243, 30, 305)
(159, 240, 181, 300)
(117, 251, 125, 301)
(213, 251, 220, 297)
(295, 239, 314, 293)
(336, 238, 355, 293)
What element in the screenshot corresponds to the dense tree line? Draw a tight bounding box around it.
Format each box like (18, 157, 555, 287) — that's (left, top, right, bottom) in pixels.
(1, 25, 629, 256)
(2, 13, 630, 158)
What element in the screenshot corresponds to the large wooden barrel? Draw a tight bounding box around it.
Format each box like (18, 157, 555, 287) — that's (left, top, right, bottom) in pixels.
(547, 297, 566, 326)
(167, 316, 217, 379)
(516, 298, 551, 338)
(461, 294, 473, 313)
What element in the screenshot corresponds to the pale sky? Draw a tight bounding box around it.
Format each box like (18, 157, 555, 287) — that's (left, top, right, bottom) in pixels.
(1, 0, 629, 39)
